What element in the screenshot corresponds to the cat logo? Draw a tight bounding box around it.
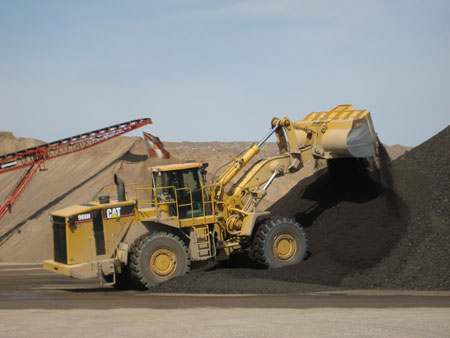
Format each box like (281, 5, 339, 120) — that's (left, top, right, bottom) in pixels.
(106, 207, 121, 219)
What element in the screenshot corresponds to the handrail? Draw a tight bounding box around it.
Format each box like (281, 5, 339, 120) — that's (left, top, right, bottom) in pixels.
(95, 182, 217, 220)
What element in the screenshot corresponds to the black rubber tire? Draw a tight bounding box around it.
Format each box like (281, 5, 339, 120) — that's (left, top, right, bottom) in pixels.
(251, 217, 307, 269)
(129, 232, 190, 289)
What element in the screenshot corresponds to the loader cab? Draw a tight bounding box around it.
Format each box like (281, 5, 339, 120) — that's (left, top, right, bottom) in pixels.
(151, 163, 209, 219)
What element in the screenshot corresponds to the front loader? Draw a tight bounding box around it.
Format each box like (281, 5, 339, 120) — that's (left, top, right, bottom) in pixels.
(43, 105, 378, 289)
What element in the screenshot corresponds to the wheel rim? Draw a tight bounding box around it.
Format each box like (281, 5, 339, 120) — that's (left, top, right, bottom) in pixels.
(149, 248, 177, 278)
(272, 233, 297, 262)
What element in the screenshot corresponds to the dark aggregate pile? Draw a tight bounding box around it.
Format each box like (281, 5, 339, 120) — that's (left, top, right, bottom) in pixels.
(151, 126, 450, 293)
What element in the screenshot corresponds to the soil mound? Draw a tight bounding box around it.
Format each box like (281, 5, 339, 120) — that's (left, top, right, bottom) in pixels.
(0, 136, 153, 261)
(0, 132, 43, 154)
(152, 126, 449, 292)
(340, 125, 450, 290)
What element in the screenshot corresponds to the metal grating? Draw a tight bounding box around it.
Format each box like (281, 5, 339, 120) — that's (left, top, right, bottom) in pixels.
(52, 216, 67, 264)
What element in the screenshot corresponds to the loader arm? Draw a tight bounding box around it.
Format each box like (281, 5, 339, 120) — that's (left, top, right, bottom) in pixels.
(216, 105, 378, 238)
(219, 115, 316, 205)
(214, 116, 303, 196)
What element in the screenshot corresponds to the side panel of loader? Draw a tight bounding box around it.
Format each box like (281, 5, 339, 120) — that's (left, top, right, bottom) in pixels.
(44, 201, 138, 278)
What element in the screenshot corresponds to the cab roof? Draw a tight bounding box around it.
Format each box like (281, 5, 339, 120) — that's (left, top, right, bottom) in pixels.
(150, 162, 205, 172)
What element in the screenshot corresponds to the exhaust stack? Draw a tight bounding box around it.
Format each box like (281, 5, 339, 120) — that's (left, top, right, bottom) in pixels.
(114, 174, 126, 202)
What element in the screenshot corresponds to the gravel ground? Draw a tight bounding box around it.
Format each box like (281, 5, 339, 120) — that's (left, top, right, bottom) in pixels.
(2, 308, 450, 338)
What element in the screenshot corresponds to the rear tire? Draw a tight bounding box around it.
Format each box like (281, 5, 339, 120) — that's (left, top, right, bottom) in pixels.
(129, 232, 190, 289)
(251, 217, 307, 268)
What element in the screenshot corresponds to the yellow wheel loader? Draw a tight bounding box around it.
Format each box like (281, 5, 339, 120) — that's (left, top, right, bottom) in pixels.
(43, 105, 379, 289)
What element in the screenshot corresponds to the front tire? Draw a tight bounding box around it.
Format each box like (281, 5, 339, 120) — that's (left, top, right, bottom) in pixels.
(129, 232, 190, 289)
(251, 217, 307, 268)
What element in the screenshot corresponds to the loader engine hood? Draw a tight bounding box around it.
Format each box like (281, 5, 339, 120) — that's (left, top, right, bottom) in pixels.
(49, 200, 136, 265)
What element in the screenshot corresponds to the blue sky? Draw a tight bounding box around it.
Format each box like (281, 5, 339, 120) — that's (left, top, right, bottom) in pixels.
(1, 0, 449, 147)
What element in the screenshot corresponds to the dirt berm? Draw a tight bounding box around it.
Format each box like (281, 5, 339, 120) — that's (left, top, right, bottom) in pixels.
(152, 126, 450, 293)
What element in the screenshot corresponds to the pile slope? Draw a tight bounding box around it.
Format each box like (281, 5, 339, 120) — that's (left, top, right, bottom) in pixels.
(270, 125, 449, 291)
(340, 125, 450, 289)
(0, 132, 42, 154)
(152, 127, 448, 293)
(0, 136, 152, 262)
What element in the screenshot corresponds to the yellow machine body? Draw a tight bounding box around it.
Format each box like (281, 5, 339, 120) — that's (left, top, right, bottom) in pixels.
(43, 105, 379, 286)
(43, 200, 138, 278)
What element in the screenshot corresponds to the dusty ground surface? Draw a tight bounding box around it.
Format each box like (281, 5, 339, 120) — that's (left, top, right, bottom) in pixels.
(1, 264, 450, 338)
(3, 307, 450, 338)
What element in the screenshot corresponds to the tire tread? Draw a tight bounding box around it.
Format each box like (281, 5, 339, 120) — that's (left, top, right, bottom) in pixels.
(129, 232, 190, 289)
(250, 216, 307, 268)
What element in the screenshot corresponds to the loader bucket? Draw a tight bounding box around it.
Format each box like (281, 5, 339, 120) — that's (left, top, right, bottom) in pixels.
(294, 105, 378, 159)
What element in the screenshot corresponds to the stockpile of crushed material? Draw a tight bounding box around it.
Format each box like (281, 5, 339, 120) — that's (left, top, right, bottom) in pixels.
(152, 126, 450, 293)
(340, 125, 450, 290)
